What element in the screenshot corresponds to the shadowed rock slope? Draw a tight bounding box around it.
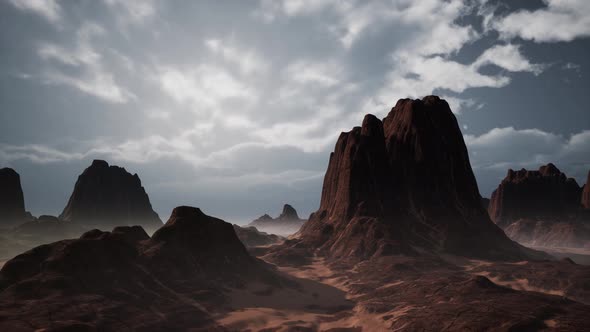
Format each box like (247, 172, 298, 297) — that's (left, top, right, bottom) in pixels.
(0, 206, 287, 331)
(292, 96, 537, 261)
(488, 164, 590, 248)
(0, 168, 26, 226)
(59, 160, 162, 232)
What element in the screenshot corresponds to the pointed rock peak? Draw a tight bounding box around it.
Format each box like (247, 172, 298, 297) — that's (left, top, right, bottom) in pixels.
(361, 114, 384, 137)
(279, 204, 300, 220)
(0, 167, 19, 176)
(582, 170, 590, 209)
(0, 167, 26, 225)
(91, 159, 109, 168)
(258, 214, 272, 220)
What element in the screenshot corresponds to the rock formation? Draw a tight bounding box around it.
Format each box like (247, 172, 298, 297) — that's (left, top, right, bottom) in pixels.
(248, 204, 306, 235)
(233, 224, 282, 247)
(0, 206, 285, 330)
(582, 170, 590, 209)
(0, 168, 26, 226)
(488, 164, 582, 227)
(296, 96, 534, 261)
(488, 164, 590, 248)
(59, 160, 162, 231)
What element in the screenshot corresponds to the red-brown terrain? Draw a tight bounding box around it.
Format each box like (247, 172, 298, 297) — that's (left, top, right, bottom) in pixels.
(0, 96, 589, 331)
(489, 164, 590, 249)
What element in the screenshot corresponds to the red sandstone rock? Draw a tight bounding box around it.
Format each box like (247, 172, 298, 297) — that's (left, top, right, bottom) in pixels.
(582, 171, 590, 209)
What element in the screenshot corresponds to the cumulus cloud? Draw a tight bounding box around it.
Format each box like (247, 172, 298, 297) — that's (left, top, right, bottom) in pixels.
(493, 0, 590, 42)
(205, 39, 268, 75)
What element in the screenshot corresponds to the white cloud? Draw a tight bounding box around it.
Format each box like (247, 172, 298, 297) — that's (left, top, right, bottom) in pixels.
(8, 0, 61, 23)
(472, 44, 545, 75)
(104, 0, 156, 24)
(157, 64, 257, 111)
(283, 60, 342, 87)
(37, 23, 135, 103)
(493, 0, 590, 42)
(204, 39, 268, 75)
(465, 127, 590, 172)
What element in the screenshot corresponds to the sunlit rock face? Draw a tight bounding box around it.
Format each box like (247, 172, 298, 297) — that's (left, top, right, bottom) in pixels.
(298, 96, 530, 261)
(0, 168, 26, 226)
(59, 160, 162, 231)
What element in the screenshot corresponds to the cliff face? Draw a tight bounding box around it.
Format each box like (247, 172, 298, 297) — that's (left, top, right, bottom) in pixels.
(298, 96, 529, 261)
(0, 168, 26, 225)
(59, 160, 161, 231)
(488, 164, 582, 227)
(582, 171, 590, 210)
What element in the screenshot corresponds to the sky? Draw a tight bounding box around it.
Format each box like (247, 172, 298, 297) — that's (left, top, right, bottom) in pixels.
(0, 0, 589, 223)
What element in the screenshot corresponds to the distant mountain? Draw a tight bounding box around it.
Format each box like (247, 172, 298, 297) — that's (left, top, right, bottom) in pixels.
(59, 160, 162, 232)
(248, 204, 306, 235)
(0, 168, 26, 226)
(0, 206, 288, 330)
(232, 224, 282, 247)
(278, 96, 537, 262)
(489, 164, 590, 248)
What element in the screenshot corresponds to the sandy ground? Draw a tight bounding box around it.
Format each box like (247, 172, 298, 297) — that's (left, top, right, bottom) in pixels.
(216, 258, 389, 331)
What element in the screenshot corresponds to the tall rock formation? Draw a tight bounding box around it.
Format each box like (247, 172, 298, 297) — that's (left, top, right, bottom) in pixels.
(582, 171, 590, 210)
(488, 164, 582, 227)
(488, 164, 590, 248)
(0, 168, 26, 226)
(298, 96, 531, 260)
(59, 160, 162, 231)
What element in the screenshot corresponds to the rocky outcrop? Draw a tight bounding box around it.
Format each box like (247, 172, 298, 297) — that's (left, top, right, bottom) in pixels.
(582, 171, 590, 209)
(0, 206, 286, 330)
(60, 160, 162, 231)
(0, 168, 26, 226)
(297, 96, 533, 261)
(248, 204, 306, 235)
(488, 164, 582, 227)
(488, 164, 590, 248)
(233, 224, 282, 248)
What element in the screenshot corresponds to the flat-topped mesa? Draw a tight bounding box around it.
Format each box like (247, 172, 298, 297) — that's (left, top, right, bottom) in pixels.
(59, 160, 162, 231)
(298, 96, 531, 261)
(582, 171, 590, 209)
(488, 163, 582, 227)
(0, 168, 26, 226)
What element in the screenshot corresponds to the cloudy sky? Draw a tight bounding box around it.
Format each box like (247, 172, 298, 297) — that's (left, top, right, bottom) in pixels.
(1, 0, 589, 223)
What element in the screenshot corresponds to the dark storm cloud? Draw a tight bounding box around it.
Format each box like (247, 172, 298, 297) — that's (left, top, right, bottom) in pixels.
(0, 0, 589, 219)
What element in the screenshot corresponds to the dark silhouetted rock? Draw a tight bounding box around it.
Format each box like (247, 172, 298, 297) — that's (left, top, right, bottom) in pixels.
(296, 96, 535, 261)
(481, 197, 490, 210)
(488, 163, 582, 227)
(0, 168, 26, 226)
(59, 160, 162, 232)
(0, 206, 286, 330)
(582, 170, 590, 209)
(487, 164, 590, 248)
(248, 204, 306, 235)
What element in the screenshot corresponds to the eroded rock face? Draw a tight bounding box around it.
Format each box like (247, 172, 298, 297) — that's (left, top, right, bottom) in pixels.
(0, 168, 26, 226)
(59, 160, 162, 231)
(488, 164, 582, 227)
(582, 171, 590, 210)
(0, 206, 283, 330)
(298, 96, 531, 261)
